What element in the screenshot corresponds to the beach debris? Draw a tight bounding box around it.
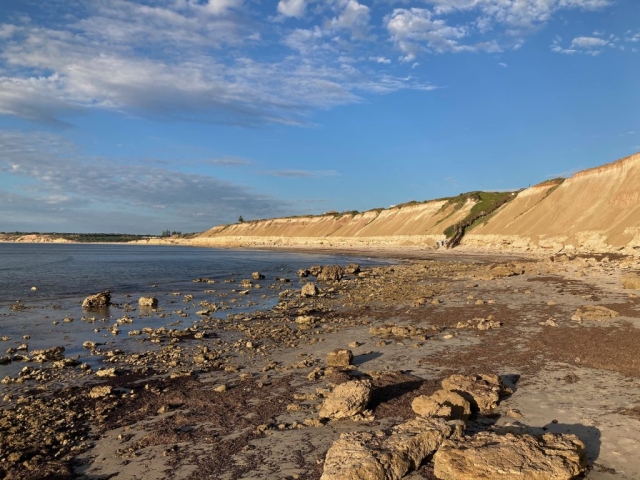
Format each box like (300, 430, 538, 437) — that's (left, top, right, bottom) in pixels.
(139, 296, 158, 307)
(82, 291, 111, 308)
(319, 379, 372, 420)
(326, 348, 353, 368)
(433, 431, 587, 480)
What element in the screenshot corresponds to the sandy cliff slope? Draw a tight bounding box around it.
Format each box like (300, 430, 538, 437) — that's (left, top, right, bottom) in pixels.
(188, 152, 640, 254)
(467, 152, 640, 253)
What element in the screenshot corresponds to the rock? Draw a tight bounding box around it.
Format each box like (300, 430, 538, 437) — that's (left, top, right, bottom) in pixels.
(441, 374, 509, 413)
(488, 264, 525, 279)
(571, 305, 619, 322)
(309, 265, 323, 276)
(252, 271, 265, 280)
(297, 268, 310, 277)
(318, 265, 344, 283)
(476, 316, 502, 330)
(214, 384, 227, 393)
(300, 283, 320, 297)
(540, 318, 558, 327)
(622, 273, 640, 290)
(295, 315, 318, 324)
(412, 389, 471, 421)
(82, 291, 111, 308)
(326, 349, 354, 368)
(95, 368, 117, 377)
(89, 385, 113, 398)
(0, 356, 10, 365)
(139, 296, 158, 307)
(319, 379, 372, 419)
(433, 431, 587, 480)
(345, 263, 361, 275)
(321, 417, 463, 480)
(30, 346, 65, 362)
(83, 341, 97, 349)
(31, 286, 38, 291)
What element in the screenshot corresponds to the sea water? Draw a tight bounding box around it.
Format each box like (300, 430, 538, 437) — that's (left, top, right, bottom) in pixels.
(0, 243, 384, 380)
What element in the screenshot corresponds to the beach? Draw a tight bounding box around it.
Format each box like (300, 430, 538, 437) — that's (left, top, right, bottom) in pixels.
(1, 247, 640, 479)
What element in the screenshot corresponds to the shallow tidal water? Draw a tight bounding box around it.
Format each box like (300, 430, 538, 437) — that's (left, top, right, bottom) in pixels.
(0, 243, 384, 381)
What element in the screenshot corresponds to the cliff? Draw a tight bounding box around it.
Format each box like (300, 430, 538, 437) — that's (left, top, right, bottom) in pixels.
(179, 152, 640, 255)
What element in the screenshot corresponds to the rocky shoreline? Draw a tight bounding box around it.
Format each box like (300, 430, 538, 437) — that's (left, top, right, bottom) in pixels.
(2, 253, 640, 479)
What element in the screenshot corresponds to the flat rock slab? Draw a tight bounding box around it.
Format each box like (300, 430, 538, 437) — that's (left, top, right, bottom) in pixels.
(433, 431, 587, 480)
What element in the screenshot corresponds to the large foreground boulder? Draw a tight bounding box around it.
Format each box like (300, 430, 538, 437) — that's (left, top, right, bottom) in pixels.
(319, 379, 372, 419)
(321, 417, 463, 480)
(433, 431, 587, 480)
(441, 374, 509, 413)
(621, 273, 640, 290)
(82, 291, 111, 308)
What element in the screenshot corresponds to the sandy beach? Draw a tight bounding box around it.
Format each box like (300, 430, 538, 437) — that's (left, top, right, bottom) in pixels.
(2, 250, 640, 479)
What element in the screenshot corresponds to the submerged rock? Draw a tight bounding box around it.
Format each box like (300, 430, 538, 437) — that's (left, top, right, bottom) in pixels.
(433, 431, 587, 480)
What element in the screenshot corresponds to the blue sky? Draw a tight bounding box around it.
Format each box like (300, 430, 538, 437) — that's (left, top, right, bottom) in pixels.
(0, 0, 638, 234)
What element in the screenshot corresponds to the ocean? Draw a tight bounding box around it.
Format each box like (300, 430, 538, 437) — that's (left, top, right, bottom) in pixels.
(0, 243, 385, 380)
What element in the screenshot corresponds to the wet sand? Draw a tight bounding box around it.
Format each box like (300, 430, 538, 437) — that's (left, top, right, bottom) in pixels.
(1, 252, 640, 479)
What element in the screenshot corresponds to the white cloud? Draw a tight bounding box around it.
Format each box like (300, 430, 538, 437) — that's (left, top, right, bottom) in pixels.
(551, 33, 617, 55)
(386, 8, 503, 57)
(199, 0, 243, 16)
(0, 1, 431, 126)
(498, 62, 507, 67)
(278, 0, 308, 19)
(370, 56, 392, 64)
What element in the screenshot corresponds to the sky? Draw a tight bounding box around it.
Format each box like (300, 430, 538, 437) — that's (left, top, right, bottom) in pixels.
(0, 0, 638, 234)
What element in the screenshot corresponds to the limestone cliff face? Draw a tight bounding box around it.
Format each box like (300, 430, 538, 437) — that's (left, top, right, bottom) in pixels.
(194, 152, 640, 254)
